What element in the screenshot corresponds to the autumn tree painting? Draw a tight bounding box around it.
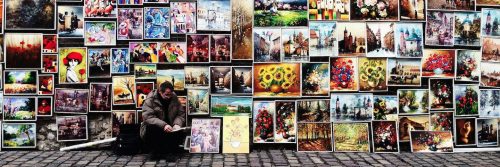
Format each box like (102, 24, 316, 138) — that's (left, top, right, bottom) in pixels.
(333, 123, 370, 152)
(297, 123, 332, 152)
(112, 75, 136, 105)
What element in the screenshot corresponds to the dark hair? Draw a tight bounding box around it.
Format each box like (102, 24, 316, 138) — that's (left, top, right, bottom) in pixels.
(159, 81, 174, 92)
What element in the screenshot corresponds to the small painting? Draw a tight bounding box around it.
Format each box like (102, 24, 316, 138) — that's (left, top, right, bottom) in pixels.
(157, 69, 184, 91)
(397, 89, 429, 115)
(90, 83, 112, 112)
(144, 7, 170, 39)
(350, 0, 398, 21)
(231, 67, 253, 94)
(308, 0, 349, 20)
(134, 64, 156, 80)
(112, 76, 136, 105)
(185, 66, 210, 89)
(231, 0, 253, 60)
(387, 58, 421, 86)
(338, 22, 367, 56)
(136, 82, 154, 109)
(455, 117, 476, 146)
(211, 96, 252, 117)
(253, 63, 301, 98)
(410, 131, 454, 153)
(38, 74, 54, 95)
(2, 123, 36, 148)
(222, 116, 250, 153)
(253, 28, 281, 62)
(56, 115, 88, 141)
(330, 94, 373, 122)
(117, 8, 143, 40)
(476, 118, 498, 147)
(117, 0, 142, 5)
(58, 47, 88, 84)
(297, 100, 330, 123)
(3, 96, 36, 121)
(372, 121, 399, 153)
(129, 42, 158, 63)
(430, 111, 454, 131)
(37, 97, 52, 117)
(400, 0, 425, 21)
(454, 84, 479, 116)
(427, 0, 475, 11)
(111, 110, 136, 137)
(329, 57, 358, 91)
(481, 9, 500, 37)
(254, 0, 308, 27)
(309, 21, 338, 57)
(302, 63, 329, 97)
(210, 67, 231, 94)
(88, 48, 111, 78)
(190, 118, 221, 153)
(480, 61, 500, 87)
(187, 89, 209, 115)
(84, 21, 117, 46)
(253, 101, 275, 143)
(197, 0, 230, 31)
(42, 54, 58, 73)
(158, 42, 187, 63)
(187, 35, 209, 63)
(398, 115, 430, 141)
(5, 33, 42, 69)
(425, 11, 454, 46)
(421, 49, 455, 78)
(57, 5, 84, 38)
(111, 48, 130, 74)
(4, 70, 37, 95)
(297, 123, 332, 152)
(84, 0, 117, 18)
(454, 12, 480, 46)
(481, 37, 500, 62)
(429, 79, 454, 110)
(358, 57, 388, 92)
(170, 2, 197, 34)
(366, 22, 396, 57)
(5, 0, 55, 30)
(275, 101, 296, 143)
(210, 35, 231, 62)
(395, 23, 423, 58)
(373, 96, 398, 121)
(479, 89, 500, 117)
(333, 123, 370, 152)
(42, 34, 58, 53)
(281, 28, 309, 62)
(54, 89, 89, 114)
(455, 50, 481, 82)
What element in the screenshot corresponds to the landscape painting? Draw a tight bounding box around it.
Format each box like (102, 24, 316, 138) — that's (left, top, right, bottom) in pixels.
(54, 89, 89, 114)
(479, 89, 500, 117)
(3, 70, 37, 95)
(254, 0, 308, 27)
(398, 115, 430, 141)
(211, 96, 252, 117)
(56, 115, 88, 141)
(157, 69, 185, 91)
(3, 97, 36, 121)
(330, 94, 373, 122)
(5, 33, 42, 69)
(297, 100, 330, 123)
(333, 123, 370, 152)
(297, 123, 332, 152)
(112, 76, 136, 105)
(2, 123, 36, 148)
(398, 89, 429, 115)
(184, 66, 210, 89)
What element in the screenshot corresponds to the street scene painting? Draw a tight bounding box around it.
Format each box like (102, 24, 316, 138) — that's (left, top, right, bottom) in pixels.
(190, 119, 221, 153)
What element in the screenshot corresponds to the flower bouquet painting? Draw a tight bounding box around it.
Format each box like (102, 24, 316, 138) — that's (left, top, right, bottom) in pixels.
(430, 111, 454, 131)
(253, 101, 275, 143)
(253, 63, 301, 97)
(422, 50, 455, 78)
(330, 57, 358, 91)
(455, 50, 481, 82)
(410, 131, 454, 153)
(358, 57, 387, 92)
(302, 63, 329, 96)
(454, 85, 479, 116)
(350, 0, 399, 21)
(275, 101, 296, 143)
(222, 116, 250, 153)
(429, 79, 454, 110)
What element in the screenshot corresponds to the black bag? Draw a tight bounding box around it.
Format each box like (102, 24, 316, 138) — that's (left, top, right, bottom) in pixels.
(112, 124, 141, 155)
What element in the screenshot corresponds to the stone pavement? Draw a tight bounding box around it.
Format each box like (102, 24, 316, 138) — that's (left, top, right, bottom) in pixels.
(0, 150, 499, 167)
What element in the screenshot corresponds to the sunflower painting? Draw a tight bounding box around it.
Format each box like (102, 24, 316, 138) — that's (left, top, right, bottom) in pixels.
(253, 63, 301, 98)
(358, 57, 387, 92)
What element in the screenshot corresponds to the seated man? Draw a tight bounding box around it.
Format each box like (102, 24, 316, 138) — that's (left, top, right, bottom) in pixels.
(140, 81, 186, 160)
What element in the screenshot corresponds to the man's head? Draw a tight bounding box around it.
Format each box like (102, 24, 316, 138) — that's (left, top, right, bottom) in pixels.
(159, 81, 175, 100)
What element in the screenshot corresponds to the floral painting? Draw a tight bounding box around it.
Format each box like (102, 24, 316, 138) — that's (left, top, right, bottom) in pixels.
(454, 84, 479, 116)
(275, 101, 296, 143)
(358, 57, 387, 91)
(302, 63, 329, 96)
(330, 57, 358, 91)
(455, 50, 481, 82)
(253, 101, 275, 143)
(410, 131, 453, 153)
(350, 0, 398, 21)
(422, 50, 455, 78)
(253, 63, 301, 98)
(222, 116, 250, 153)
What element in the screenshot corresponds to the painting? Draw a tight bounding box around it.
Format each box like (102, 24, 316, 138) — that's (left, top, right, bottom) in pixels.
(112, 75, 136, 105)
(184, 66, 210, 89)
(3, 96, 36, 121)
(88, 48, 111, 78)
(253, 101, 275, 143)
(410, 131, 454, 153)
(476, 118, 498, 147)
(455, 117, 476, 146)
(400, 0, 425, 21)
(398, 115, 429, 141)
(454, 12, 480, 46)
(358, 57, 387, 91)
(308, 0, 349, 20)
(366, 23, 395, 58)
(302, 63, 329, 96)
(425, 11, 454, 46)
(330, 57, 358, 91)
(57, 5, 84, 38)
(480, 61, 500, 87)
(129, 42, 158, 63)
(397, 89, 429, 115)
(253, 28, 281, 62)
(422, 50, 455, 78)
(297, 123, 332, 152)
(2, 123, 36, 148)
(395, 23, 423, 58)
(481, 37, 500, 62)
(84, 21, 116, 46)
(387, 58, 421, 86)
(297, 100, 330, 123)
(38, 74, 54, 95)
(429, 79, 454, 110)
(481, 8, 500, 37)
(84, 0, 117, 18)
(58, 48, 87, 84)
(281, 28, 309, 62)
(56, 115, 88, 141)
(5, 33, 42, 69)
(254, 0, 308, 27)
(479, 89, 500, 117)
(210, 34, 231, 62)
(187, 89, 209, 115)
(37, 97, 52, 117)
(157, 69, 185, 91)
(477, 0, 500, 6)
(158, 42, 187, 63)
(5, 0, 55, 30)
(110, 48, 130, 74)
(144, 7, 170, 39)
(117, 0, 142, 5)
(54, 89, 89, 114)
(455, 50, 481, 82)
(231, 0, 253, 60)
(275, 101, 296, 143)
(350, 0, 398, 21)
(42, 34, 58, 53)
(253, 63, 301, 98)
(111, 110, 136, 137)
(190, 118, 221, 153)
(338, 22, 366, 56)
(197, 0, 230, 31)
(117, 8, 143, 40)
(222, 116, 250, 153)
(170, 2, 196, 34)
(42, 54, 58, 73)
(430, 111, 454, 131)
(427, 0, 475, 11)
(136, 82, 154, 108)
(309, 21, 337, 57)
(187, 35, 209, 63)
(211, 96, 252, 117)
(3, 70, 37, 95)
(231, 67, 253, 94)
(373, 96, 398, 121)
(372, 121, 399, 153)
(134, 64, 156, 79)
(331, 94, 373, 122)
(454, 84, 479, 116)
(89, 83, 112, 112)
(333, 123, 370, 152)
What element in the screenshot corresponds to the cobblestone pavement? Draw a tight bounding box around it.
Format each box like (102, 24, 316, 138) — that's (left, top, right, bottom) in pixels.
(0, 150, 500, 167)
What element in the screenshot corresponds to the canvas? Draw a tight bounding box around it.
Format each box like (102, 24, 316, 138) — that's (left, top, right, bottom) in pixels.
(42, 54, 58, 73)
(399, 0, 425, 21)
(170, 2, 196, 34)
(455, 117, 476, 146)
(5, 33, 42, 69)
(117, 8, 143, 40)
(184, 66, 210, 89)
(387, 58, 421, 86)
(297, 123, 332, 152)
(455, 50, 481, 82)
(410, 131, 454, 153)
(54, 89, 89, 114)
(158, 42, 187, 63)
(111, 110, 136, 137)
(56, 115, 88, 141)
(231, 0, 253, 60)
(330, 57, 358, 91)
(358, 57, 388, 92)
(275, 101, 296, 143)
(190, 118, 221, 153)
(430, 111, 454, 131)
(187, 35, 209, 63)
(480, 61, 500, 87)
(5, 0, 55, 30)
(197, 0, 231, 31)
(42, 34, 58, 53)
(37, 97, 52, 117)
(481, 37, 500, 62)
(398, 115, 430, 141)
(309, 21, 338, 57)
(253, 101, 275, 143)
(110, 48, 130, 74)
(425, 11, 454, 46)
(210, 35, 231, 62)
(222, 116, 250, 153)
(89, 83, 112, 112)
(366, 22, 396, 57)
(481, 8, 500, 37)
(136, 82, 154, 108)
(308, 0, 349, 20)
(454, 84, 479, 116)
(479, 89, 500, 117)
(330, 94, 373, 122)
(88, 48, 111, 78)
(253, 28, 281, 62)
(373, 96, 398, 121)
(57, 5, 84, 38)
(3, 70, 37, 95)
(476, 118, 498, 147)
(38, 75, 54, 95)
(281, 28, 309, 62)
(429, 79, 454, 110)
(157, 69, 185, 91)
(129, 42, 159, 63)
(477, 0, 500, 6)
(134, 64, 156, 79)
(144, 7, 170, 39)
(84, 21, 117, 46)
(211, 96, 252, 117)
(117, 0, 142, 5)
(338, 22, 367, 56)
(84, 0, 117, 18)
(454, 12, 481, 46)
(231, 67, 253, 94)
(427, 0, 475, 11)
(2, 123, 36, 148)
(297, 100, 330, 123)
(350, 0, 398, 21)
(333, 123, 370, 152)
(254, 0, 308, 27)
(210, 67, 231, 94)
(253, 63, 301, 97)
(372, 121, 399, 153)
(3, 96, 36, 121)
(58, 47, 88, 84)
(397, 89, 429, 115)
(302, 63, 329, 96)
(112, 76, 136, 105)
(395, 23, 424, 58)
(187, 89, 209, 115)
(422, 50, 455, 78)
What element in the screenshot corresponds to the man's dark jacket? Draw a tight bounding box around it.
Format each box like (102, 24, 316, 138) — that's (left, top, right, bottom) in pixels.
(140, 89, 186, 140)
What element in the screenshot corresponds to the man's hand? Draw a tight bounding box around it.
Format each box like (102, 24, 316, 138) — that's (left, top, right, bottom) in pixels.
(172, 125, 181, 130)
(164, 124, 173, 133)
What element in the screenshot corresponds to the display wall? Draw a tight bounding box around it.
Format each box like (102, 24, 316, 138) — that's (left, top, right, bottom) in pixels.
(0, 0, 499, 153)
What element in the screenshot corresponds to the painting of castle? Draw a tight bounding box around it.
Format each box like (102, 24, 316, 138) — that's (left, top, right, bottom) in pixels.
(425, 11, 454, 46)
(366, 22, 395, 57)
(337, 22, 366, 56)
(282, 28, 309, 62)
(395, 23, 423, 58)
(481, 8, 500, 37)
(309, 21, 337, 57)
(454, 12, 481, 46)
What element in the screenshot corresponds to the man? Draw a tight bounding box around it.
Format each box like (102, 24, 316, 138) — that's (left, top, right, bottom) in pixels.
(140, 81, 186, 160)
